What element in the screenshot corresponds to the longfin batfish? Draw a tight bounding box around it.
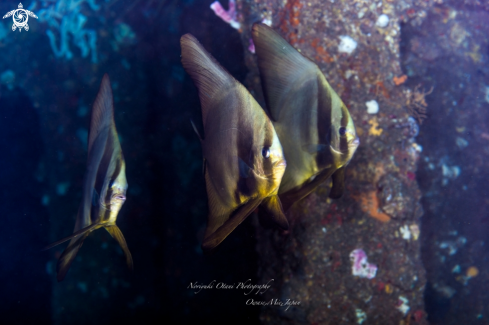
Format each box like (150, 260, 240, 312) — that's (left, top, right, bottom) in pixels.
(43, 74, 132, 282)
(180, 33, 288, 253)
(252, 23, 360, 211)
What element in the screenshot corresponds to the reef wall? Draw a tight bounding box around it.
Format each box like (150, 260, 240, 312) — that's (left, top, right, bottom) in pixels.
(235, 0, 434, 323)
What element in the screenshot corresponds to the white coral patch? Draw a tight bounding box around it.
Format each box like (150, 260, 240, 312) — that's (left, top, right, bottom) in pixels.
(366, 100, 379, 114)
(338, 36, 357, 54)
(376, 14, 389, 28)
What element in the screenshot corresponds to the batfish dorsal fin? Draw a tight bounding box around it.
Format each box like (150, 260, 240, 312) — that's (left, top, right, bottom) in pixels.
(88, 74, 114, 154)
(180, 34, 240, 128)
(251, 23, 318, 121)
(79, 75, 115, 230)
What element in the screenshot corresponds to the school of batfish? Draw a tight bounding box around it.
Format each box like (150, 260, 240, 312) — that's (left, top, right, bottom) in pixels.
(44, 23, 358, 280)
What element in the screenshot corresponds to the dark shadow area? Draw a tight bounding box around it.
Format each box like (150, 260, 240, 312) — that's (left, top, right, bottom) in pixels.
(424, 282, 450, 324)
(0, 86, 51, 324)
(401, 3, 489, 324)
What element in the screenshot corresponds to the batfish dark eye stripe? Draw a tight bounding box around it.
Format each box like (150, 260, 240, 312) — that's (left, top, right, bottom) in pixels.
(316, 76, 332, 168)
(111, 153, 123, 182)
(317, 77, 332, 149)
(339, 135, 348, 152)
(339, 105, 350, 152)
(263, 119, 273, 147)
(340, 104, 349, 126)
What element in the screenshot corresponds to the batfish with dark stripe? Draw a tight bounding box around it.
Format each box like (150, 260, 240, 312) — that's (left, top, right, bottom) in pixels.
(252, 23, 360, 211)
(181, 34, 288, 253)
(43, 74, 133, 281)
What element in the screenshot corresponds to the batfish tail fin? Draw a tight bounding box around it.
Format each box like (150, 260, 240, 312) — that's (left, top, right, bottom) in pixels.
(105, 225, 133, 271)
(56, 233, 90, 282)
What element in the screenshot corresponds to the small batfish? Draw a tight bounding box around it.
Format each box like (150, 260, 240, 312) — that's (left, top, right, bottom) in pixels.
(180, 34, 288, 253)
(252, 23, 360, 211)
(43, 74, 133, 281)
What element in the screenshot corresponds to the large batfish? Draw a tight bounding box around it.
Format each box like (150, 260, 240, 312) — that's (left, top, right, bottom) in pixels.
(181, 34, 288, 252)
(44, 74, 133, 281)
(252, 23, 360, 211)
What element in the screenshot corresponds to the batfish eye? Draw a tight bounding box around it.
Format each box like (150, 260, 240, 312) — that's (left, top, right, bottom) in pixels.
(109, 180, 115, 188)
(262, 147, 271, 159)
(339, 127, 347, 136)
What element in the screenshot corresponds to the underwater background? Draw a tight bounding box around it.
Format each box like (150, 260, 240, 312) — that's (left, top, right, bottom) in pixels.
(0, 0, 488, 324)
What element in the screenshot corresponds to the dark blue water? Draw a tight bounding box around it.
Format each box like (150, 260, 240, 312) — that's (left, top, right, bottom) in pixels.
(0, 0, 488, 324)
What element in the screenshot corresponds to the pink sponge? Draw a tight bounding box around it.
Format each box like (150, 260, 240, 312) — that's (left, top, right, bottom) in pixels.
(210, 0, 240, 29)
(350, 249, 377, 279)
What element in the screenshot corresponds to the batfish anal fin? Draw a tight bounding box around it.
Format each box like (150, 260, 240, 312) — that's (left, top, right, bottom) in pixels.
(279, 167, 337, 212)
(202, 198, 262, 253)
(56, 233, 90, 282)
(329, 166, 346, 199)
(42, 222, 100, 251)
(105, 225, 134, 271)
(251, 23, 318, 121)
(260, 195, 289, 230)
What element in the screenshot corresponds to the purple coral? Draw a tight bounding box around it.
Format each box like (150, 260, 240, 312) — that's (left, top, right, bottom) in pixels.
(210, 0, 240, 30)
(349, 249, 377, 279)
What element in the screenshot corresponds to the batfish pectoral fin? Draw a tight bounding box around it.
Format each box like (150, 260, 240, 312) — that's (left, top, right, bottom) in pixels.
(202, 158, 206, 176)
(202, 198, 262, 254)
(42, 222, 100, 251)
(105, 225, 134, 271)
(56, 232, 90, 282)
(92, 188, 100, 207)
(301, 143, 329, 154)
(329, 166, 345, 199)
(190, 119, 204, 142)
(238, 157, 252, 178)
(259, 195, 289, 230)
(279, 167, 337, 212)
